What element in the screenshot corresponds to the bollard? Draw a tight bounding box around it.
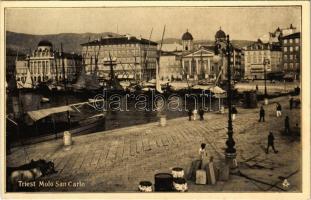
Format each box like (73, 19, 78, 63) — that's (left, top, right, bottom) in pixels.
(264, 98, 269, 105)
(220, 106, 225, 114)
(159, 115, 167, 127)
(63, 131, 72, 150)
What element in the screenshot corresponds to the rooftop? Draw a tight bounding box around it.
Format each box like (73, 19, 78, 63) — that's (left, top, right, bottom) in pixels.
(281, 32, 301, 39)
(81, 36, 157, 46)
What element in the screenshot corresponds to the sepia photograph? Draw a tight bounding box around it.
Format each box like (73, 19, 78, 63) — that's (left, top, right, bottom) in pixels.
(0, 1, 310, 199)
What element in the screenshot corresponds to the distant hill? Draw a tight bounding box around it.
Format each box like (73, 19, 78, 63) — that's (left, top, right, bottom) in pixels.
(6, 31, 121, 54)
(159, 38, 254, 49)
(6, 31, 255, 54)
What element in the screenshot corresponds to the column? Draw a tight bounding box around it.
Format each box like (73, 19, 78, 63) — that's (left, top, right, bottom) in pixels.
(207, 58, 211, 75)
(196, 59, 199, 74)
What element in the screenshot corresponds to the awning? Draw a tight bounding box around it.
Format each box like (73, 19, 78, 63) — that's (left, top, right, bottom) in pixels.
(192, 85, 211, 90)
(210, 86, 226, 94)
(27, 105, 74, 122)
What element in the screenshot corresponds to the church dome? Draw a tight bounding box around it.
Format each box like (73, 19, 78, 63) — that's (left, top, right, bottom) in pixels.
(215, 28, 226, 39)
(182, 30, 193, 41)
(38, 40, 53, 47)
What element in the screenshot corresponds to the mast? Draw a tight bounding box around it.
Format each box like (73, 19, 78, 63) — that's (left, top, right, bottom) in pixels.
(156, 25, 166, 93)
(143, 28, 153, 81)
(61, 43, 71, 128)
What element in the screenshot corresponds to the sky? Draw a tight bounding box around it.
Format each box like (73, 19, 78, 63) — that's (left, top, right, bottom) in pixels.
(5, 6, 301, 41)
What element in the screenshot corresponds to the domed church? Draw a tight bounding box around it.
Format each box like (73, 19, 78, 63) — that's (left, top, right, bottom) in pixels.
(181, 29, 193, 51)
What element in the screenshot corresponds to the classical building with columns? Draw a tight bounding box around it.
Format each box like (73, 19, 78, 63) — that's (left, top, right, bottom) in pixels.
(181, 46, 216, 80)
(15, 40, 82, 84)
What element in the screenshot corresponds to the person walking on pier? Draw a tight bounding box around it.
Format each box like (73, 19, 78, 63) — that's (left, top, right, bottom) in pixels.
(266, 132, 278, 154)
(285, 116, 291, 135)
(276, 103, 282, 117)
(188, 109, 193, 121)
(258, 106, 265, 122)
(289, 97, 294, 110)
(231, 106, 238, 121)
(199, 108, 204, 121)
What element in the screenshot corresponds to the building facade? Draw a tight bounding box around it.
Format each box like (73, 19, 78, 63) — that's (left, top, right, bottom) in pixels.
(281, 32, 301, 79)
(159, 51, 182, 81)
(15, 40, 82, 84)
(243, 40, 282, 79)
(182, 47, 215, 81)
(81, 35, 158, 81)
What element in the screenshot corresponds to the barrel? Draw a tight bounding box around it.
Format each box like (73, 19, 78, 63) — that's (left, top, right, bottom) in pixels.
(173, 178, 188, 192)
(138, 181, 153, 192)
(154, 173, 173, 192)
(63, 131, 72, 147)
(172, 167, 184, 178)
(159, 115, 167, 127)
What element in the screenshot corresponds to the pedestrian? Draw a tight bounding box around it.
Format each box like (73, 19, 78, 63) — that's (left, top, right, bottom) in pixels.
(289, 97, 294, 110)
(266, 132, 278, 154)
(285, 116, 291, 135)
(199, 108, 204, 121)
(258, 106, 265, 122)
(188, 109, 193, 121)
(193, 108, 198, 121)
(256, 84, 259, 92)
(231, 106, 238, 121)
(276, 103, 282, 117)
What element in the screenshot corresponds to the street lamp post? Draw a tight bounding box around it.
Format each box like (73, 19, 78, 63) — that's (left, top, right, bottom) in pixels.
(263, 58, 269, 105)
(213, 35, 238, 171)
(225, 35, 237, 170)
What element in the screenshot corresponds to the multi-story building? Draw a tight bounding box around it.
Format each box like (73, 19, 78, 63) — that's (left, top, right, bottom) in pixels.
(81, 34, 158, 81)
(243, 40, 282, 79)
(15, 40, 82, 84)
(281, 32, 301, 79)
(159, 51, 183, 81)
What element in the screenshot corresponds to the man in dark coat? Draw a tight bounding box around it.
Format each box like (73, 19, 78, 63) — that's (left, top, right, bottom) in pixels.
(266, 132, 278, 154)
(289, 97, 294, 110)
(198, 108, 204, 121)
(285, 116, 291, 135)
(258, 106, 265, 122)
(188, 109, 193, 121)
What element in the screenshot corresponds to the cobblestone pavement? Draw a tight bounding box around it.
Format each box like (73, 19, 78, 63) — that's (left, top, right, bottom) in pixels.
(7, 95, 301, 192)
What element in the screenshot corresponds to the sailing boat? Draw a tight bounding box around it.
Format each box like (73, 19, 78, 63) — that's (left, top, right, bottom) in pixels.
(21, 67, 34, 90)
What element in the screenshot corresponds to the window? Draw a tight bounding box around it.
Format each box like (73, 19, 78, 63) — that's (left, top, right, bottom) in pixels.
(284, 63, 288, 70)
(295, 46, 299, 51)
(289, 63, 294, 69)
(289, 39, 293, 43)
(295, 38, 300, 43)
(284, 39, 288, 44)
(290, 47, 293, 52)
(284, 47, 287, 52)
(290, 55, 293, 60)
(284, 55, 287, 60)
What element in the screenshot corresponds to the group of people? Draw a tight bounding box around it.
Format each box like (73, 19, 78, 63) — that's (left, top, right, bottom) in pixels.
(258, 100, 294, 154)
(188, 108, 205, 121)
